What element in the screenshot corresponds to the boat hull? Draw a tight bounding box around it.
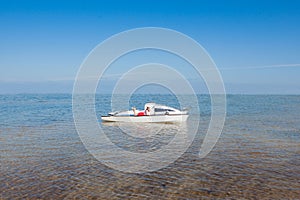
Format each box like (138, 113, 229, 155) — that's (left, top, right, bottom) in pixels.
(101, 114, 188, 123)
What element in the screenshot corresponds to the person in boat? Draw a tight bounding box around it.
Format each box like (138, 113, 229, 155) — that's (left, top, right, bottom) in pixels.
(132, 106, 151, 116)
(144, 106, 151, 116)
(132, 107, 138, 116)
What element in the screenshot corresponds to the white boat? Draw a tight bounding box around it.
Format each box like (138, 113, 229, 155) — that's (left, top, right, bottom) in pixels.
(101, 103, 188, 123)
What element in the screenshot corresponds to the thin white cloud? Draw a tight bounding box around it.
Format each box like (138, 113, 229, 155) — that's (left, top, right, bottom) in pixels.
(220, 63, 300, 70)
(4, 63, 298, 82)
(45, 73, 123, 82)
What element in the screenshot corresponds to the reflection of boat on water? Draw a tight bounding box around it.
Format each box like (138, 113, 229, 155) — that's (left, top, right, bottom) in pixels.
(101, 118, 189, 139)
(101, 103, 188, 123)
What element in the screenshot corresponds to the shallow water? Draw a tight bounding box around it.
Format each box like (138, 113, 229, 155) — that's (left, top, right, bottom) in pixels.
(0, 94, 299, 199)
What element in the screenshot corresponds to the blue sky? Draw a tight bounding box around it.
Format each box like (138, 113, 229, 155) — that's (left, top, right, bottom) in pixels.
(0, 0, 300, 93)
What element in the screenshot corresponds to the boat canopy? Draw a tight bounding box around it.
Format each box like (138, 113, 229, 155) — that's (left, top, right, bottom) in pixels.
(144, 103, 184, 115)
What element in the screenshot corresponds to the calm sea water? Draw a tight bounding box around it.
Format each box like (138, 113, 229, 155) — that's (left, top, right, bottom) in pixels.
(0, 94, 299, 199)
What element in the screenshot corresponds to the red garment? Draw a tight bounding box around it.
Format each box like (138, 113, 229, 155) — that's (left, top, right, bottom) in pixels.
(137, 112, 145, 116)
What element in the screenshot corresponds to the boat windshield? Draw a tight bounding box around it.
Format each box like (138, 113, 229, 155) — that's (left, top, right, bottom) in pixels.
(154, 108, 175, 112)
